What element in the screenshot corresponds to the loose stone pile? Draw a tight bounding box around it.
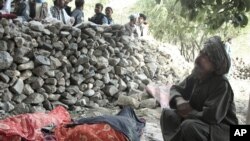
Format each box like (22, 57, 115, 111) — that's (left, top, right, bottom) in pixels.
(0, 19, 191, 116)
(231, 57, 250, 80)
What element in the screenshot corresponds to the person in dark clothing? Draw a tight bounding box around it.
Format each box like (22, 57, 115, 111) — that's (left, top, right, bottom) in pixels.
(105, 6, 113, 24)
(64, 0, 72, 16)
(71, 0, 84, 26)
(88, 3, 108, 25)
(138, 13, 148, 37)
(160, 36, 238, 141)
(14, 0, 31, 21)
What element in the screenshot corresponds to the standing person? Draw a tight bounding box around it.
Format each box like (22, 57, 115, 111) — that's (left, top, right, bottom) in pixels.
(138, 13, 148, 37)
(105, 6, 113, 24)
(0, 0, 12, 14)
(47, 0, 74, 25)
(88, 3, 108, 25)
(71, 0, 84, 26)
(124, 14, 140, 39)
(14, 0, 31, 21)
(64, 0, 72, 16)
(160, 36, 238, 141)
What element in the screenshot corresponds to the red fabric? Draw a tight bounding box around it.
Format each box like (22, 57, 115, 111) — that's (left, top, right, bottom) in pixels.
(0, 106, 71, 141)
(54, 123, 128, 141)
(0, 13, 17, 19)
(146, 83, 172, 108)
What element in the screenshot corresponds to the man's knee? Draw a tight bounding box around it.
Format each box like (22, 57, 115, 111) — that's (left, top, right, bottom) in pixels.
(180, 119, 209, 140)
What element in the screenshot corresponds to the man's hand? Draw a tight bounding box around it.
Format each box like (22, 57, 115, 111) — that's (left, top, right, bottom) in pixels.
(176, 97, 193, 118)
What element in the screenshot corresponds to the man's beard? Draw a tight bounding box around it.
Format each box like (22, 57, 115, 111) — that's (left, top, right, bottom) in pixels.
(191, 63, 210, 80)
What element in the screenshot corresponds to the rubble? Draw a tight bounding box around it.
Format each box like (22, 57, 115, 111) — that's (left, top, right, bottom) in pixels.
(0, 19, 192, 114)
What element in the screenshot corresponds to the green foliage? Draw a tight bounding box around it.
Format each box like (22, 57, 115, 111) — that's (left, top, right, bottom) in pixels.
(179, 0, 250, 29)
(133, 0, 241, 61)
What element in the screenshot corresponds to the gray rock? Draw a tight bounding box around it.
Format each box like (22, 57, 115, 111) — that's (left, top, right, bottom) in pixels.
(45, 78, 57, 85)
(48, 94, 61, 101)
(33, 65, 50, 76)
(84, 28, 96, 37)
(30, 106, 46, 113)
(105, 85, 119, 96)
(0, 40, 7, 51)
(119, 79, 127, 91)
(118, 58, 129, 67)
(11, 79, 24, 94)
(127, 81, 139, 89)
(31, 77, 44, 89)
(12, 103, 30, 114)
(29, 21, 44, 31)
(13, 94, 27, 103)
(23, 84, 34, 95)
(93, 49, 103, 57)
(116, 94, 140, 108)
(103, 73, 110, 84)
(76, 55, 89, 65)
(51, 101, 69, 109)
(57, 86, 66, 93)
(83, 89, 95, 97)
(0, 102, 15, 112)
(115, 66, 127, 75)
(0, 51, 13, 70)
(96, 57, 109, 69)
(35, 55, 51, 65)
(130, 56, 140, 67)
(50, 56, 62, 69)
(20, 70, 33, 80)
(146, 63, 158, 78)
(69, 43, 78, 52)
(61, 96, 77, 105)
(0, 73, 10, 83)
(44, 85, 57, 94)
(18, 61, 34, 70)
(53, 41, 65, 51)
(14, 56, 30, 64)
(140, 98, 158, 109)
(135, 74, 148, 81)
(109, 58, 120, 66)
(71, 74, 85, 85)
(24, 93, 45, 104)
(42, 43, 53, 50)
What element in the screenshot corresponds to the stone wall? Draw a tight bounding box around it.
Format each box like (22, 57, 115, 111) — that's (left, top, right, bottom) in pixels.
(0, 19, 191, 116)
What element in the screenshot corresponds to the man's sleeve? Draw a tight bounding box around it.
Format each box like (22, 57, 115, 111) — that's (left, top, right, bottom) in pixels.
(169, 75, 195, 108)
(187, 81, 232, 124)
(102, 16, 108, 25)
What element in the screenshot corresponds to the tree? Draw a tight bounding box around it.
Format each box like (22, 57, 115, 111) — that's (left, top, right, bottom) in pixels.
(132, 0, 243, 61)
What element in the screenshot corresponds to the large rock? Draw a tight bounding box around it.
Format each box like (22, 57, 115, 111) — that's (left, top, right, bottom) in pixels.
(0, 51, 13, 70)
(11, 79, 24, 95)
(140, 98, 158, 109)
(116, 94, 140, 108)
(18, 61, 34, 70)
(24, 93, 45, 104)
(105, 85, 119, 96)
(96, 57, 109, 69)
(35, 55, 51, 65)
(29, 21, 44, 32)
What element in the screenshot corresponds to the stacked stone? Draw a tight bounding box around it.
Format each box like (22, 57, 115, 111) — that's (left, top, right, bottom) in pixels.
(0, 19, 191, 116)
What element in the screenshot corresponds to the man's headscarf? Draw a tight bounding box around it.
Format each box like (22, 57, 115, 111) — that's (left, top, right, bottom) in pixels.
(201, 36, 231, 75)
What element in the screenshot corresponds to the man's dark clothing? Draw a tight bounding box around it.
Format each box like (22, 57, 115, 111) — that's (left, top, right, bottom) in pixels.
(71, 8, 84, 26)
(161, 74, 238, 141)
(64, 5, 71, 16)
(89, 13, 107, 25)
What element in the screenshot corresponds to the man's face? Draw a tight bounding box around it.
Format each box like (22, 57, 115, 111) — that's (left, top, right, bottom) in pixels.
(139, 17, 144, 24)
(192, 51, 215, 79)
(105, 8, 112, 17)
(57, 0, 65, 8)
(95, 5, 102, 13)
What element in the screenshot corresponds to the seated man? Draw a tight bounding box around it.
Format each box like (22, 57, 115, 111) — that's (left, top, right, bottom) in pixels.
(88, 3, 108, 25)
(47, 0, 74, 25)
(123, 14, 140, 39)
(160, 36, 238, 141)
(105, 6, 113, 24)
(71, 0, 84, 26)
